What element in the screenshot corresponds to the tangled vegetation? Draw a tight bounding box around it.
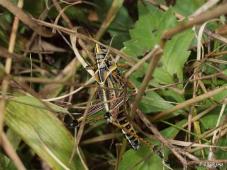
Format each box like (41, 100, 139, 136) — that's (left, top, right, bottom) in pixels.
(0, 0, 227, 170)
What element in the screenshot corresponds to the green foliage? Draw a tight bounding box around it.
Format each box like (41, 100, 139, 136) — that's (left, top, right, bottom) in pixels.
(24, 0, 46, 17)
(0, 0, 227, 169)
(119, 120, 187, 170)
(119, 146, 163, 170)
(124, 2, 194, 115)
(0, 12, 11, 46)
(161, 120, 186, 138)
(162, 29, 194, 81)
(153, 67, 174, 85)
(123, 2, 194, 82)
(123, 4, 177, 57)
(213, 85, 227, 101)
(64, 6, 89, 25)
(224, 69, 227, 75)
(0, 152, 17, 170)
(5, 96, 83, 170)
(173, 0, 206, 16)
(200, 109, 226, 130)
(139, 91, 174, 113)
(216, 138, 227, 160)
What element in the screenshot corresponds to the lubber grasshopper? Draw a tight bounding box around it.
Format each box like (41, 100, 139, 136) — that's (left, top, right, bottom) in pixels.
(70, 34, 140, 149)
(94, 44, 140, 149)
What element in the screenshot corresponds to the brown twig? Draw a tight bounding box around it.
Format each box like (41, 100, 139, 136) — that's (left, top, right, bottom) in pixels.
(204, 29, 227, 44)
(161, 2, 227, 45)
(125, 48, 158, 78)
(0, 46, 23, 59)
(182, 103, 218, 128)
(190, 0, 220, 18)
(130, 46, 163, 117)
(136, 109, 188, 167)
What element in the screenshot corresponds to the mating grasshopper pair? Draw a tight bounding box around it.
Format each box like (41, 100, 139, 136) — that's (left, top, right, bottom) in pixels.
(70, 38, 140, 149)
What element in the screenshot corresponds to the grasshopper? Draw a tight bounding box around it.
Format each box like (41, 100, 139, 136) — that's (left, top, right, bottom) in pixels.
(70, 36, 140, 149)
(94, 44, 140, 149)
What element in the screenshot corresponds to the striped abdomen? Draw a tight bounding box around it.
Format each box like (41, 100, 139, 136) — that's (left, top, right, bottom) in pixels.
(116, 110, 140, 150)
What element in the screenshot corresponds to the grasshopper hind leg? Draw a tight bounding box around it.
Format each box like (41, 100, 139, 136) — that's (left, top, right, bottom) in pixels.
(124, 133, 140, 150)
(117, 112, 140, 150)
(104, 111, 140, 149)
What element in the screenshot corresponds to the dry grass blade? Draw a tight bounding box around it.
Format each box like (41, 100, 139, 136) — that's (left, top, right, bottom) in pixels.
(70, 30, 95, 77)
(95, 0, 124, 40)
(43, 77, 95, 102)
(0, 1, 227, 169)
(168, 139, 227, 150)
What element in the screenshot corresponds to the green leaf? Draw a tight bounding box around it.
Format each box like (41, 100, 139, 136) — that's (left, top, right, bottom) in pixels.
(162, 29, 194, 81)
(5, 96, 83, 170)
(0, 12, 11, 46)
(200, 114, 218, 130)
(160, 89, 185, 103)
(161, 120, 186, 138)
(153, 67, 174, 84)
(24, 0, 46, 17)
(6, 129, 21, 150)
(0, 152, 17, 170)
(119, 146, 163, 170)
(223, 69, 227, 76)
(123, 3, 176, 57)
(173, 0, 206, 16)
(123, 2, 194, 83)
(213, 84, 227, 101)
(139, 91, 174, 113)
(216, 138, 227, 160)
